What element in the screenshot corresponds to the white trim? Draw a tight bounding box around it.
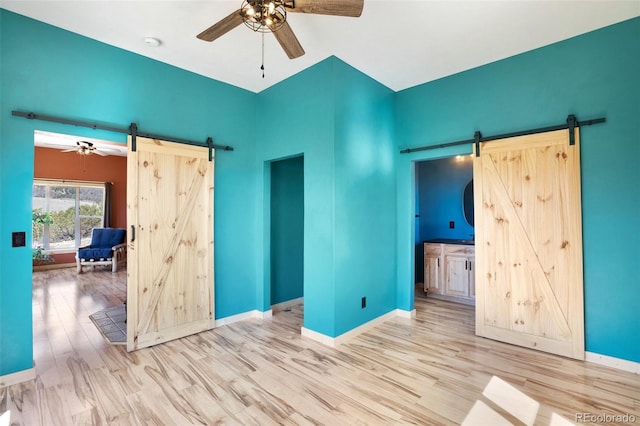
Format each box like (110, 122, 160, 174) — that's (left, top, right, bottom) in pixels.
(585, 352, 640, 374)
(302, 309, 405, 347)
(334, 310, 399, 345)
(271, 297, 303, 312)
(396, 308, 416, 319)
(0, 367, 35, 388)
(215, 309, 271, 327)
(301, 326, 337, 347)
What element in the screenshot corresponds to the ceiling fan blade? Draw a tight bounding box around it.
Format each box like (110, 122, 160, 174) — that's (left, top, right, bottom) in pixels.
(93, 150, 108, 156)
(61, 148, 77, 153)
(197, 10, 244, 42)
(288, 0, 364, 17)
(273, 21, 305, 59)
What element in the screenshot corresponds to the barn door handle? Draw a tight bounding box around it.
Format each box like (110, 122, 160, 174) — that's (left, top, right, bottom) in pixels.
(131, 225, 135, 242)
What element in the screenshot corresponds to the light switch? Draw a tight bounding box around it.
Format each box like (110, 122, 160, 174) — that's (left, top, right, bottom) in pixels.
(12, 231, 26, 247)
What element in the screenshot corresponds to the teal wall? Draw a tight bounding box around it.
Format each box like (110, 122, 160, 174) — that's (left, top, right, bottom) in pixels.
(332, 60, 396, 335)
(1, 9, 638, 378)
(270, 156, 304, 305)
(256, 60, 336, 336)
(0, 10, 258, 375)
(256, 58, 397, 337)
(396, 17, 640, 362)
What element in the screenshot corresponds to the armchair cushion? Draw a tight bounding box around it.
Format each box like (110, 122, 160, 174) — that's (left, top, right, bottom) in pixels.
(78, 247, 116, 260)
(78, 228, 126, 260)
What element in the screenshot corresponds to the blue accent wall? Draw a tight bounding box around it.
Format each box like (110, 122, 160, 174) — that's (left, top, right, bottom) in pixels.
(417, 158, 474, 241)
(396, 17, 640, 362)
(415, 157, 474, 283)
(0, 10, 258, 375)
(270, 156, 304, 305)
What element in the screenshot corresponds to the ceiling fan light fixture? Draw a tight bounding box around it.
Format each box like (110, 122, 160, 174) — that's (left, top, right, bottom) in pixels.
(74, 141, 97, 156)
(241, 0, 287, 33)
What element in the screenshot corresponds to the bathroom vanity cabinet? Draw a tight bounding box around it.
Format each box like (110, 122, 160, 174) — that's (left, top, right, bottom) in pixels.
(423, 241, 475, 305)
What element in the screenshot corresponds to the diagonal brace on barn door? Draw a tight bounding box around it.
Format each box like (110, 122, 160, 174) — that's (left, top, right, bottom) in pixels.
(136, 158, 210, 336)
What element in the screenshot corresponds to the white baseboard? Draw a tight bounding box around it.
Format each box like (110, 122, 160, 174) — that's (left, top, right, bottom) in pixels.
(302, 309, 408, 347)
(301, 327, 337, 347)
(215, 309, 271, 327)
(585, 352, 640, 374)
(396, 308, 416, 319)
(0, 367, 35, 388)
(271, 297, 303, 312)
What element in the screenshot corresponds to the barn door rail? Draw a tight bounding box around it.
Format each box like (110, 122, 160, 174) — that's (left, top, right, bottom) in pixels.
(11, 110, 233, 157)
(399, 114, 605, 157)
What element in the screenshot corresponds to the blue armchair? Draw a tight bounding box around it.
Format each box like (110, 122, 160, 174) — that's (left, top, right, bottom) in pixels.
(76, 228, 127, 273)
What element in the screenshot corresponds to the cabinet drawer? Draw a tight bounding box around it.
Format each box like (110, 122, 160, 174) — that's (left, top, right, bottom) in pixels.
(424, 243, 442, 256)
(444, 244, 475, 256)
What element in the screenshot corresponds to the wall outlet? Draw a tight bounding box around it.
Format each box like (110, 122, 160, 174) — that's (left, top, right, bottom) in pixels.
(449, 221, 455, 229)
(361, 297, 366, 309)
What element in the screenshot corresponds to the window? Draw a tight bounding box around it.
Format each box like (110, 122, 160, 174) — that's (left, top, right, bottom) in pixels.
(32, 180, 105, 252)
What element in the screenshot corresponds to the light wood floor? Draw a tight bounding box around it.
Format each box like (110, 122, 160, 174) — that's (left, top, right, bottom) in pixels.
(1, 268, 638, 425)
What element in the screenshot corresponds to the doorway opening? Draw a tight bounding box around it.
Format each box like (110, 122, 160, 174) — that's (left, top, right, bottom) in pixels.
(269, 155, 304, 316)
(414, 155, 475, 306)
(31, 130, 129, 366)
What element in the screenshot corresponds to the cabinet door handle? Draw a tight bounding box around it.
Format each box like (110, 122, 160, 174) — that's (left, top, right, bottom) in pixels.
(131, 225, 136, 242)
(465, 260, 468, 270)
(469, 261, 472, 271)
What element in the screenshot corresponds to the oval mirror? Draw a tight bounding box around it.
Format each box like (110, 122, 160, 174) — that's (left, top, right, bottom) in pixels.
(463, 180, 474, 227)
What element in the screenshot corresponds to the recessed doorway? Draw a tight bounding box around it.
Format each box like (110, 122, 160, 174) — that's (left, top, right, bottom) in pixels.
(270, 155, 304, 312)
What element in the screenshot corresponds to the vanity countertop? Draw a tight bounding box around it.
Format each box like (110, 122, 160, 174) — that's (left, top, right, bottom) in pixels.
(425, 238, 475, 246)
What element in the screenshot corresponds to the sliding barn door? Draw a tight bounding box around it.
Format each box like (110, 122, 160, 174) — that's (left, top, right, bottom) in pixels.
(474, 129, 584, 359)
(126, 136, 214, 352)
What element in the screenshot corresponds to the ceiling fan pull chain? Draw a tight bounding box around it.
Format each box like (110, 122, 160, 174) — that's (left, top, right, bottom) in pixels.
(261, 31, 265, 78)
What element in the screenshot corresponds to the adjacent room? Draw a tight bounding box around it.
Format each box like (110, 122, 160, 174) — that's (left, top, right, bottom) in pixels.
(1, 1, 638, 424)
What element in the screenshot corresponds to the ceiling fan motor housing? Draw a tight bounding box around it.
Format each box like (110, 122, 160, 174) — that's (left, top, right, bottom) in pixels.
(241, 1, 288, 33)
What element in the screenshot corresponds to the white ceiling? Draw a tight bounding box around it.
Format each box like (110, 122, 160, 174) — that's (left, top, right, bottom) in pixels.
(34, 130, 128, 156)
(1, 1, 639, 93)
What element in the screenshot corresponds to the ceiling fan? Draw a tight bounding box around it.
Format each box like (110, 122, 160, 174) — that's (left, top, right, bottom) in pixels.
(62, 141, 108, 156)
(197, 0, 364, 59)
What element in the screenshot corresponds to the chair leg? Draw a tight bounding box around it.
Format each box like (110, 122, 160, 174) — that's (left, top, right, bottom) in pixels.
(76, 257, 82, 274)
(112, 259, 117, 273)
